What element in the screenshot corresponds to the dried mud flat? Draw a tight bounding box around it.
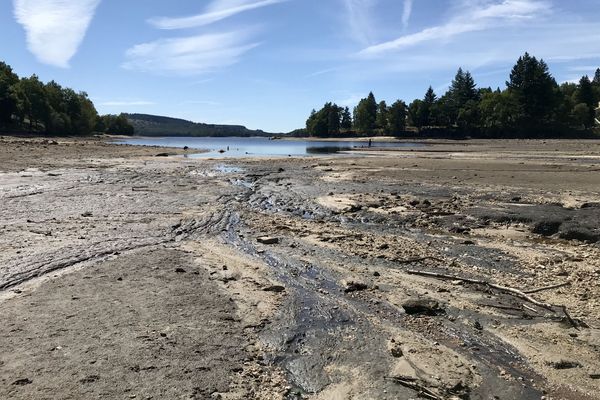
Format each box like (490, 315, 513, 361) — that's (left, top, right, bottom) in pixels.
(1, 136, 600, 400)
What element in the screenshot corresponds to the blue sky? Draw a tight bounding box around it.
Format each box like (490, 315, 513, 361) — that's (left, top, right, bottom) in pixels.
(2, 0, 600, 132)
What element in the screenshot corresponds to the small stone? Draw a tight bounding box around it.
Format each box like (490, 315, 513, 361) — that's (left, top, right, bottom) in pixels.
(175, 268, 186, 273)
(344, 281, 368, 293)
(257, 236, 279, 245)
(402, 299, 444, 316)
(263, 285, 285, 293)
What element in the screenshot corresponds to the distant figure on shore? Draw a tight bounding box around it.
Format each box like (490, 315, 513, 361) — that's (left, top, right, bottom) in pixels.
(368, 139, 372, 148)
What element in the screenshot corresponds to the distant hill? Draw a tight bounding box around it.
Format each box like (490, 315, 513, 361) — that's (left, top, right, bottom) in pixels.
(125, 113, 275, 137)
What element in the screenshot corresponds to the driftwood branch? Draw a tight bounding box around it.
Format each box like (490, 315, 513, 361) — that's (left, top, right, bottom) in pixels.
(406, 269, 579, 329)
(394, 256, 443, 264)
(524, 282, 570, 294)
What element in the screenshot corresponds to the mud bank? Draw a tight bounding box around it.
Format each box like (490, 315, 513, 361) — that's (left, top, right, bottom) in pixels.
(1, 137, 600, 399)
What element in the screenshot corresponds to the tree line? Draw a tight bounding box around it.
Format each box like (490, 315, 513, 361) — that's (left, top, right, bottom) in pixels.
(0, 61, 134, 136)
(304, 53, 600, 138)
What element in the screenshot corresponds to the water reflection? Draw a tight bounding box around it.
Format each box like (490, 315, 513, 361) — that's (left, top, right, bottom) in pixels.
(115, 137, 422, 158)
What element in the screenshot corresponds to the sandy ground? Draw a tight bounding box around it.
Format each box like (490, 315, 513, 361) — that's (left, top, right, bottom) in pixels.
(1, 136, 600, 399)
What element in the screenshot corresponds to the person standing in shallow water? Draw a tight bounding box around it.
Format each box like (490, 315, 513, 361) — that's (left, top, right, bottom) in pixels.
(368, 139, 372, 148)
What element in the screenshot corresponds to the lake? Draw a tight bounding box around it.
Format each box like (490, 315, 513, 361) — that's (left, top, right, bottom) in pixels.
(115, 137, 422, 158)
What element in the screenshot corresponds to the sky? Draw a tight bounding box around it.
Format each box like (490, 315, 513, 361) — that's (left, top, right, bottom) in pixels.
(1, 0, 600, 133)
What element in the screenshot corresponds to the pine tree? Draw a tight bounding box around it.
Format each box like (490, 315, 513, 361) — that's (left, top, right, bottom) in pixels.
(418, 86, 437, 127)
(593, 68, 600, 86)
(575, 76, 596, 128)
(340, 106, 352, 130)
(375, 100, 388, 133)
(387, 100, 407, 134)
(353, 92, 378, 134)
(506, 52, 560, 133)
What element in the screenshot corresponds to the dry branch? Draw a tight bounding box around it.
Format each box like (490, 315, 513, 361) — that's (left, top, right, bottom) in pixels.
(406, 269, 579, 329)
(395, 256, 443, 264)
(524, 282, 570, 294)
(387, 376, 443, 400)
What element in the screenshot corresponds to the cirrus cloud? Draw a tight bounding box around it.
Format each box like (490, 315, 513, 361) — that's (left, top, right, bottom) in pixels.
(149, 0, 289, 30)
(122, 31, 260, 76)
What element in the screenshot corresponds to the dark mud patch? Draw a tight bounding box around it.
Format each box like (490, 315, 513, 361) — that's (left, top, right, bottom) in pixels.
(470, 204, 600, 243)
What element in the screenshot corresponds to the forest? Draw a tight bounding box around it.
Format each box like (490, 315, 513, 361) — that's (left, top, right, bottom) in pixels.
(0, 61, 134, 136)
(305, 53, 600, 138)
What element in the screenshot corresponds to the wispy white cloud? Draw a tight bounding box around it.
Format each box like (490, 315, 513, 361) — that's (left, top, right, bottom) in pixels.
(402, 0, 413, 30)
(13, 0, 101, 67)
(360, 0, 551, 56)
(99, 100, 155, 107)
(122, 32, 260, 75)
(305, 67, 341, 78)
(149, 0, 288, 29)
(341, 0, 378, 45)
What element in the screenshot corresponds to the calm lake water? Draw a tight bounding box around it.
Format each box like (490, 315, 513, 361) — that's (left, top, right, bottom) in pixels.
(116, 137, 422, 158)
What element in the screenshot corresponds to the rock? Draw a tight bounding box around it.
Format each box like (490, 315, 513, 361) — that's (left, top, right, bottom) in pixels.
(344, 281, 368, 293)
(263, 285, 285, 293)
(473, 320, 483, 331)
(155, 153, 170, 157)
(257, 236, 279, 245)
(373, 271, 381, 277)
(590, 374, 600, 379)
(175, 268, 186, 273)
(81, 211, 93, 217)
(389, 343, 403, 358)
(401, 298, 444, 316)
(12, 378, 32, 385)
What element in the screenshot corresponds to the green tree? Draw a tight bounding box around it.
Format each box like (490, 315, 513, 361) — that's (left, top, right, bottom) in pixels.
(375, 100, 388, 133)
(575, 75, 596, 128)
(353, 92, 377, 134)
(387, 100, 407, 134)
(416, 86, 437, 127)
(0, 62, 19, 126)
(104, 114, 135, 135)
(506, 53, 560, 134)
(306, 103, 341, 136)
(19, 75, 50, 131)
(571, 103, 592, 128)
(340, 106, 352, 130)
(593, 68, 600, 87)
(408, 99, 423, 128)
(479, 91, 519, 135)
(446, 68, 479, 126)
